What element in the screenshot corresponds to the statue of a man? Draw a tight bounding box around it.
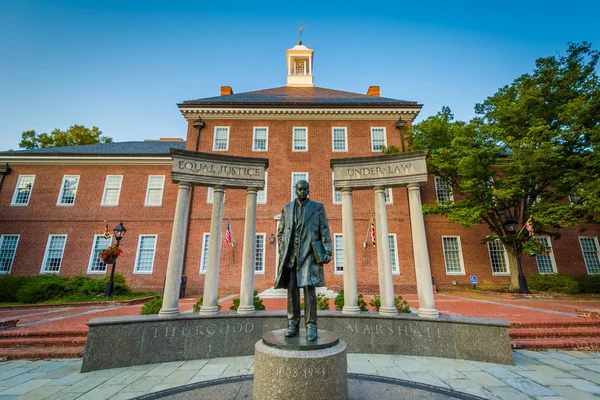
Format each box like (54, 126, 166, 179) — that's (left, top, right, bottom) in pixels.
(275, 180, 332, 341)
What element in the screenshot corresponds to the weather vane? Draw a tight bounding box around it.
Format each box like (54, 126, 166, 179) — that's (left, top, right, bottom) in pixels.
(298, 23, 307, 44)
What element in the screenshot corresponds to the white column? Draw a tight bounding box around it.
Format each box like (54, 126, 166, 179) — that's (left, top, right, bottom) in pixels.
(407, 183, 439, 318)
(200, 186, 225, 315)
(238, 188, 258, 314)
(373, 186, 397, 315)
(159, 182, 191, 316)
(341, 188, 360, 314)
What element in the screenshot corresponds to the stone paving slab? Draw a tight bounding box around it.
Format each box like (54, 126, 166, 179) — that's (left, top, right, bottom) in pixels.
(0, 350, 599, 399)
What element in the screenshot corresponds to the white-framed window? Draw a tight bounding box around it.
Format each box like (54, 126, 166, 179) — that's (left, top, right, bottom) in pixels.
(333, 173, 342, 204)
(255, 233, 266, 273)
(294, 60, 306, 75)
(0, 234, 20, 274)
(41, 234, 67, 274)
(293, 127, 308, 152)
(535, 236, 557, 274)
(385, 188, 393, 205)
(435, 176, 454, 203)
(207, 187, 214, 204)
(253, 127, 268, 151)
(579, 237, 600, 274)
(134, 235, 157, 274)
(332, 127, 348, 152)
(257, 173, 267, 204)
(389, 234, 399, 274)
(200, 233, 209, 273)
(11, 175, 35, 206)
(57, 175, 80, 205)
(291, 172, 309, 201)
(334, 233, 344, 274)
(370, 127, 386, 152)
(87, 235, 112, 274)
(101, 175, 123, 206)
(213, 127, 229, 151)
(487, 239, 510, 275)
(442, 236, 465, 275)
(145, 175, 165, 206)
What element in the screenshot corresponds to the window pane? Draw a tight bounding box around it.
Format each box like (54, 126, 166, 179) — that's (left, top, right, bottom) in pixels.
(89, 235, 112, 272)
(334, 234, 344, 272)
(535, 237, 555, 274)
(388, 235, 398, 273)
(102, 175, 122, 205)
(253, 128, 268, 151)
(43, 235, 66, 273)
(371, 128, 385, 151)
(201, 234, 209, 272)
(214, 127, 229, 150)
(435, 177, 453, 202)
(0, 235, 19, 273)
(333, 128, 347, 151)
(60, 176, 79, 204)
(257, 173, 267, 204)
(292, 172, 308, 200)
(293, 128, 307, 151)
(580, 237, 600, 274)
(13, 176, 35, 205)
(146, 176, 164, 206)
(334, 190, 342, 203)
(488, 239, 509, 274)
(385, 188, 392, 204)
(443, 237, 462, 273)
(136, 236, 156, 272)
(255, 234, 265, 272)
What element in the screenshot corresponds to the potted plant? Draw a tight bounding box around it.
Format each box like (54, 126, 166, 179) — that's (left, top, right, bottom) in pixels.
(99, 246, 123, 265)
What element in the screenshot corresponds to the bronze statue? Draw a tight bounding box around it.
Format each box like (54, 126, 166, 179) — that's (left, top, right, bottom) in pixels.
(275, 180, 332, 341)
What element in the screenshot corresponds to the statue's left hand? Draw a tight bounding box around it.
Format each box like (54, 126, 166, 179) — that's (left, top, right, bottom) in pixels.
(322, 254, 331, 264)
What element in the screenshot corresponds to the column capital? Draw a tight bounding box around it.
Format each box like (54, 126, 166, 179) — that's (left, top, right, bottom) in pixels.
(246, 187, 259, 195)
(213, 185, 225, 193)
(178, 182, 192, 190)
(407, 182, 421, 191)
(373, 186, 385, 194)
(340, 187, 352, 195)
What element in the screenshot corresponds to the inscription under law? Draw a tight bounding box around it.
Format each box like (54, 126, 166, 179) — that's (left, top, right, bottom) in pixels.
(347, 164, 412, 177)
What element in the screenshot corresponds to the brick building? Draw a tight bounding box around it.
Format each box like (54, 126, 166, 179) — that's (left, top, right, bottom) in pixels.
(1, 43, 599, 295)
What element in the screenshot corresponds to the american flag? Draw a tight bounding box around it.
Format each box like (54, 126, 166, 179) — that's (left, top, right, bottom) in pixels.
(371, 220, 377, 248)
(224, 219, 232, 246)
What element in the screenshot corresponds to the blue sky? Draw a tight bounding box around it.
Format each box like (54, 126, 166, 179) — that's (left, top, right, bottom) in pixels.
(1, 0, 599, 150)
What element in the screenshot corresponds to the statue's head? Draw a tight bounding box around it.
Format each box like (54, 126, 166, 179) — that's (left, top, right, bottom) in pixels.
(295, 180, 309, 201)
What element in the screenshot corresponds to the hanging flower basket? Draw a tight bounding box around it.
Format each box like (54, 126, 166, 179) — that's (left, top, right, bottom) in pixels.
(100, 246, 123, 264)
(520, 239, 551, 256)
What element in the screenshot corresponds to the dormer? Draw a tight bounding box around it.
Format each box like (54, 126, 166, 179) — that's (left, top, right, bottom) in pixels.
(286, 41, 314, 87)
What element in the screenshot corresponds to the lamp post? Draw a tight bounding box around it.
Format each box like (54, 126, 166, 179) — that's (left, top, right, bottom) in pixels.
(503, 217, 530, 294)
(104, 221, 127, 298)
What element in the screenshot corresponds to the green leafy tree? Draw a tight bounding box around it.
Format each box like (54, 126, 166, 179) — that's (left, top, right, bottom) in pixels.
(19, 125, 112, 149)
(408, 43, 600, 288)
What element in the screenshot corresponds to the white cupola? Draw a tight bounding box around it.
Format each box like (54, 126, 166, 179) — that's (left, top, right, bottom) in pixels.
(286, 41, 314, 87)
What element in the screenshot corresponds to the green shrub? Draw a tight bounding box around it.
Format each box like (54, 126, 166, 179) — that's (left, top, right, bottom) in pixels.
(317, 293, 329, 310)
(395, 295, 411, 313)
(16, 275, 70, 304)
(334, 289, 368, 311)
(369, 295, 381, 311)
(141, 295, 163, 315)
(574, 275, 600, 294)
(64, 274, 131, 297)
(0, 276, 28, 302)
(229, 292, 265, 311)
(193, 297, 203, 312)
(528, 273, 580, 294)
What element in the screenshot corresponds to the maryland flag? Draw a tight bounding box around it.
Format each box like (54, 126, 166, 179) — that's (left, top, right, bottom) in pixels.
(524, 217, 534, 238)
(371, 220, 377, 248)
(103, 224, 111, 240)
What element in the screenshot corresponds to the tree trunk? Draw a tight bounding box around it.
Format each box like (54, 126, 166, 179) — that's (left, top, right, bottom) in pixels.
(504, 243, 520, 289)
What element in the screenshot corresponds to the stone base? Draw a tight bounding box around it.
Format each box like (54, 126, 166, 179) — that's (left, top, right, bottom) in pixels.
(253, 329, 348, 400)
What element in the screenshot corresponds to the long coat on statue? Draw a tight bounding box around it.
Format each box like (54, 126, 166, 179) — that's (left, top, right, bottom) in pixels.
(275, 199, 332, 289)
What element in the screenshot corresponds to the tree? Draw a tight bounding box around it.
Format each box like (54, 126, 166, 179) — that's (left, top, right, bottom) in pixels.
(19, 125, 113, 149)
(408, 43, 600, 288)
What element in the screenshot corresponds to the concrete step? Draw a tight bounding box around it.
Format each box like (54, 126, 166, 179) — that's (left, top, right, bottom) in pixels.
(511, 320, 600, 329)
(510, 327, 600, 339)
(511, 338, 600, 350)
(0, 346, 85, 360)
(0, 336, 87, 348)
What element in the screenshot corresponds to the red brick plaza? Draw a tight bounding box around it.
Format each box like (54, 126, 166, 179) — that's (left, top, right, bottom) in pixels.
(0, 42, 599, 297)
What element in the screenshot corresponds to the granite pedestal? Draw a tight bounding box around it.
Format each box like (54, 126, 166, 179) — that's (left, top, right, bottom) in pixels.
(253, 329, 348, 400)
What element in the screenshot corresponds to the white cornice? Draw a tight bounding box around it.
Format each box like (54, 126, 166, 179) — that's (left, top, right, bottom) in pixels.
(0, 156, 173, 165)
(179, 107, 421, 121)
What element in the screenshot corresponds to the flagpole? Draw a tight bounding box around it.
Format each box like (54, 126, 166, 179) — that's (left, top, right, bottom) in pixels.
(364, 214, 372, 248)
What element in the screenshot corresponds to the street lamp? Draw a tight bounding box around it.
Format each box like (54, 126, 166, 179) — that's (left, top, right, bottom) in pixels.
(504, 217, 530, 294)
(104, 221, 127, 298)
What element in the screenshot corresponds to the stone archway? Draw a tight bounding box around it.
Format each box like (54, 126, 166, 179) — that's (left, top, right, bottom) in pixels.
(331, 151, 438, 318)
(159, 149, 268, 316)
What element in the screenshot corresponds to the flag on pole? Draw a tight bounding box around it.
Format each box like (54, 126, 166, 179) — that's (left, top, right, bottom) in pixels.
(370, 219, 377, 248)
(103, 224, 111, 240)
(224, 219, 232, 246)
(524, 217, 534, 238)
